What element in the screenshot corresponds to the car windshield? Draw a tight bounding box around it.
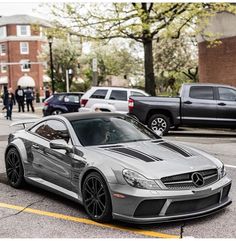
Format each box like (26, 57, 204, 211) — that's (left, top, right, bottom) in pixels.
(71, 116, 160, 146)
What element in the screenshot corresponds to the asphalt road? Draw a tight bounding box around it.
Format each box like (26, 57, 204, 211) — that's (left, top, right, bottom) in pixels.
(0, 113, 235, 238)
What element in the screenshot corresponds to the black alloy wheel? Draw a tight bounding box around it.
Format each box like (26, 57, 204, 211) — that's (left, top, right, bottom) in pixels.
(82, 172, 112, 222)
(148, 114, 170, 135)
(5, 148, 25, 188)
(51, 109, 63, 115)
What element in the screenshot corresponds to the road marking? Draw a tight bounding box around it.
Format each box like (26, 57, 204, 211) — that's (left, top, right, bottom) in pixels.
(225, 164, 236, 169)
(0, 202, 179, 239)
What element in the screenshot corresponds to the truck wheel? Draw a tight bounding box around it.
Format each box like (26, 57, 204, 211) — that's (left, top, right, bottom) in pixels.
(148, 114, 170, 135)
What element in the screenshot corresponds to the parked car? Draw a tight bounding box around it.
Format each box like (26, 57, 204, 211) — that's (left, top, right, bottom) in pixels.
(6, 112, 231, 223)
(129, 83, 236, 134)
(79, 87, 148, 113)
(43, 92, 84, 116)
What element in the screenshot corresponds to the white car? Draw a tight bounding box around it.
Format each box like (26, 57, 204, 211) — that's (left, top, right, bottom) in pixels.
(79, 87, 149, 113)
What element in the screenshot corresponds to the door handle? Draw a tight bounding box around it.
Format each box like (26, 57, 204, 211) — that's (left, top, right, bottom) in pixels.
(183, 101, 192, 105)
(218, 103, 226, 106)
(32, 144, 40, 150)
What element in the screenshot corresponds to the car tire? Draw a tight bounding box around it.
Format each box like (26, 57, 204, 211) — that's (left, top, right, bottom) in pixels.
(51, 109, 63, 115)
(148, 114, 170, 135)
(5, 148, 25, 188)
(82, 172, 112, 223)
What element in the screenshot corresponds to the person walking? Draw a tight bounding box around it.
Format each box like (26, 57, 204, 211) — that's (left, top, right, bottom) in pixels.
(15, 85, 25, 112)
(25, 87, 35, 112)
(6, 88, 16, 120)
(45, 86, 50, 99)
(2, 86, 8, 111)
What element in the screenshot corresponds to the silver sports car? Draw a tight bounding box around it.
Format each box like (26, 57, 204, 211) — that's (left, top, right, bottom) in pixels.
(5, 112, 232, 223)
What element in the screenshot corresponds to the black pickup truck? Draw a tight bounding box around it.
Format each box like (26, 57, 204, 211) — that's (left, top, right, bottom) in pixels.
(128, 83, 236, 134)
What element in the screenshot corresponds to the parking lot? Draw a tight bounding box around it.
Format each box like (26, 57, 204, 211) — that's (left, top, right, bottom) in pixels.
(0, 112, 235, 238)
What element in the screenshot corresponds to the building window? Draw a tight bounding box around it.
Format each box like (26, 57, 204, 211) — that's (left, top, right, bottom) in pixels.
(17, 25, 31, 36)
(0, 26, 6, 38)
(0, 44, 6, 55)
(20, 42, 29, 54)
(20, 59, 31, 72)
(0, 62, 7, 73)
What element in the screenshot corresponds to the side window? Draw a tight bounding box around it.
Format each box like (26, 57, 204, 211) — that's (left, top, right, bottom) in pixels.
(90, 89, 108, 99)
(30, 121, 47, 138)
(189, 86, 214, 100)
(130, 91, 145, 96)
(109, 90, 127, 101)
(64, 95, 80, 103)
(218, 87, 236, 101)
(31, 120, 70, 142)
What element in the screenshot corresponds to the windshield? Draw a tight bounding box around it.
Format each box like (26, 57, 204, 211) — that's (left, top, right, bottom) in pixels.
(71, 116, 160, 146)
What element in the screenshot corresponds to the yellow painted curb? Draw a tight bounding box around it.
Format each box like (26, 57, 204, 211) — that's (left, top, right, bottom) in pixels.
(0, 202, 179, 238)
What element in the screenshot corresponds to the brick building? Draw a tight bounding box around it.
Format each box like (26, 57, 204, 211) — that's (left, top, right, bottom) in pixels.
(198, 12, 236, 87)
(0, 14, 50, 96)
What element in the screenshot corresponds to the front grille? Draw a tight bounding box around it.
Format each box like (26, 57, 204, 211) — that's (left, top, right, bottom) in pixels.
(161, 169, 218, 190)
(166, 193, 220, 215)
(134, 199, 166, 218)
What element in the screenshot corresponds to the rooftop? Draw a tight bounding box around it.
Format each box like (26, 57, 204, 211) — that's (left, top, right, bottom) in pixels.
(0, 14, 51, 27)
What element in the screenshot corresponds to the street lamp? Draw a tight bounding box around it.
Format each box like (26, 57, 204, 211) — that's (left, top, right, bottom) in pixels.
(48, 36, 55, 94)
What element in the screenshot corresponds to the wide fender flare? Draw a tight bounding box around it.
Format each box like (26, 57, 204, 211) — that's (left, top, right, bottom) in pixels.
(5, 139, 27, 168)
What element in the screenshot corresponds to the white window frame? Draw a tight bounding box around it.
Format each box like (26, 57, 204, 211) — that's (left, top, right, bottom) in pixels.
(20, 59, 30, 72)
(17, 25, 31, 37)
(0, 44, 6, 56)
(0, 26, 6, 38)
(0, 62, 7, 73)
(20, 42, 29, 54)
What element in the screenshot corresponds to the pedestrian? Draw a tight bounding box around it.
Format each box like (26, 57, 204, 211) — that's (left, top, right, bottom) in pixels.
(2, 86, 8, 111)
(25, 87, 35, 112)
(6, 88, 16, 120)
(15, 85, 25, 112)
(45, 86, 50, 99)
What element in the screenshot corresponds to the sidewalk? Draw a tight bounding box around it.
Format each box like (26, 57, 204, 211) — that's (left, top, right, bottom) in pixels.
(11, 102, 43, 116)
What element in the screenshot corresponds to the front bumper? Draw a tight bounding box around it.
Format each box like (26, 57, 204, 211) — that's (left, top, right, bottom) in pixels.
(109, 175, 232, 224)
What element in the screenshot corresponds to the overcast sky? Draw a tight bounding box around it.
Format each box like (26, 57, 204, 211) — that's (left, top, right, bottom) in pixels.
(0, 2, 51, 19)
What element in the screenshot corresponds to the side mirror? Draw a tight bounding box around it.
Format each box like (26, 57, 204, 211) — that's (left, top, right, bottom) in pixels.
(50, 139, 73, 153)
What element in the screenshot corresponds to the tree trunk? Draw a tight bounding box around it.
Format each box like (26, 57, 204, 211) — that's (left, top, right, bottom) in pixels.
(143, 39, 156, 96)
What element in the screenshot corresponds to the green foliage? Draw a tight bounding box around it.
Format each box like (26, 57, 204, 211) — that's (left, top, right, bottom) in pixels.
(39, 38, 82, 92)
(79, 40, 143, 87)
(153, 32, 198, 95)
(45, 2, 236, 95)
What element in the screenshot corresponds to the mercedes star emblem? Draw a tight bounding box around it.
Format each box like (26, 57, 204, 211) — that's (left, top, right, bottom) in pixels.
(192, 172, 204, 187)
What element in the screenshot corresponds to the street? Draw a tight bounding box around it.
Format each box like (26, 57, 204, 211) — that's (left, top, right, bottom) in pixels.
(0, 110, 235, 238)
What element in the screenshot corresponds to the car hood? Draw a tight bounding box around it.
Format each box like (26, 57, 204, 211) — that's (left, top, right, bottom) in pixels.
(88, 140, 222, 179)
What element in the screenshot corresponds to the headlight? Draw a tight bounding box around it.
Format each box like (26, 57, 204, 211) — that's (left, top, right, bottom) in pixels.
(218, 164, 226, 179)
(122, 169, 161, 190)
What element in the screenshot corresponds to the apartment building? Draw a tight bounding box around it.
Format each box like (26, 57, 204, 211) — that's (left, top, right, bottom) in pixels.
(0, 14, 50, 95)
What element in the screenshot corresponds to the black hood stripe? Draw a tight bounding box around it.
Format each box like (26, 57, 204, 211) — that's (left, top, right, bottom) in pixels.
(159, 142, 192, 157)
(108, 147, 163, 162)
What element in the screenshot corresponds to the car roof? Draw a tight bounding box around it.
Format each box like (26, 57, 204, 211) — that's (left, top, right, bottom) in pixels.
(89, 86, 145, 91)
(54, 92, 84, 95)
(183, 83, 236, 88)
(62, 112, 124, 122)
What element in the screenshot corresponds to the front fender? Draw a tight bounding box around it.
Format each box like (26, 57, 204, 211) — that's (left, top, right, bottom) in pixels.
(5, 138, 27, 168)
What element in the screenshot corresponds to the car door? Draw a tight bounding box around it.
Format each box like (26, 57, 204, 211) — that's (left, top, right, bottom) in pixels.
(181, 86, 217, 125)
(216, 86, 236, 126)
(30, 120, 75, 191)
(63, 95, 81, 112)
(107, 90, 128, 113)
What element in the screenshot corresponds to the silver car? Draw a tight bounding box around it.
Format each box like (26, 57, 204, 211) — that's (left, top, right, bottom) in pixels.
(5, 113, 232, 223)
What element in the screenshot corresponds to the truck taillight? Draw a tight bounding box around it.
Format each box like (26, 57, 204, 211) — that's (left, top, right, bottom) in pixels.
(80, 99, 88, 107)
(44, 101, 49, 106)
(128, 98, 134, 111)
